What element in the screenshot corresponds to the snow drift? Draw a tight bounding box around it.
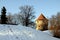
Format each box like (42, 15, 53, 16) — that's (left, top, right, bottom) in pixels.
(0, 24, 59, 40)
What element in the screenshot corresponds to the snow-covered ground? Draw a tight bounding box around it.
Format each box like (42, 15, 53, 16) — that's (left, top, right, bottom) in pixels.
(0, 24, 59, 40)
(43, 30, 54, 36)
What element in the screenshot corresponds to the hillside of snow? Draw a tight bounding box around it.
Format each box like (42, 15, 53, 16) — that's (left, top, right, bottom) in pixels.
(0, 24, 59, 40)
(43, 30, 54, 36)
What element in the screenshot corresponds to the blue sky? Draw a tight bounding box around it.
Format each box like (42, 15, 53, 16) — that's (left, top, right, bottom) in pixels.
(0, 0, 60, 18)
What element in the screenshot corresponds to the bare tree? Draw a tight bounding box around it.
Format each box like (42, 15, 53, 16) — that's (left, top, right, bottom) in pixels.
(50, 15, 56, 27)
(12, 14, 19, 24)
(49, 12, 60, 38)
(7, 13, 13, 24)
(18, 5, 35, 27)
(56, 12, 60, 26)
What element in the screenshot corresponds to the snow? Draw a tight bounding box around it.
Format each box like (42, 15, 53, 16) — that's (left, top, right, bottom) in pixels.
(43, 30, 54, 36)
(0, 24, 59, 40)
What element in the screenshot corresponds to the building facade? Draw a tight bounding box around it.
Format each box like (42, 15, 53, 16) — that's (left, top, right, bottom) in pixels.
(35, 13, 48, 31)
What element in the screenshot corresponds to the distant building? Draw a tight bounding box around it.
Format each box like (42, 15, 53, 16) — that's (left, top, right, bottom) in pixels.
(35, 13, 48, 31)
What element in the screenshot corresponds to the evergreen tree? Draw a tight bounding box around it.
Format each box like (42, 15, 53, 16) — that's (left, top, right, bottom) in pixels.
(1, 6, 7, 24)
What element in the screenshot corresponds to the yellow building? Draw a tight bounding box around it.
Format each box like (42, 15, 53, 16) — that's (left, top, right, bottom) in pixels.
(35, 13, 48, 31)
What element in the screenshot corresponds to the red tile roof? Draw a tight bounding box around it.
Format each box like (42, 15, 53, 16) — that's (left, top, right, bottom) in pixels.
(37, 13, 48, 20)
